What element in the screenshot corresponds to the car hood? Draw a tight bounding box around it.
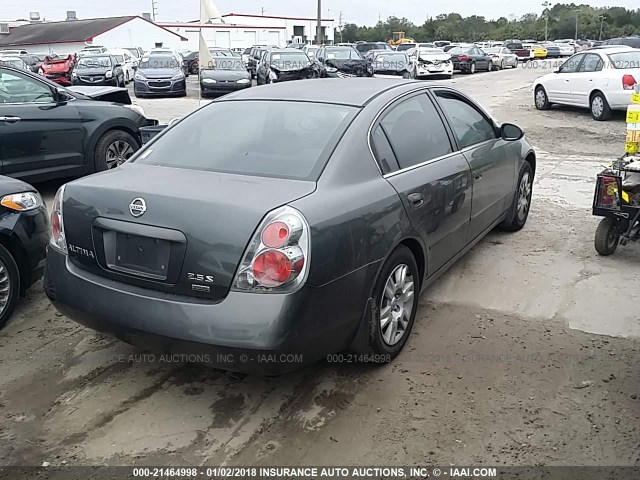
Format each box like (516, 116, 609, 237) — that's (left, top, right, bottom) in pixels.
(200, 69, 250, 81)
(67, 86, 132, 104)
(0, 175, 35, 196)
(74, 67, 111, 75)
(138, 68, 181, 79)
(326, 59, 369, 71)
(417, 52, 451, 62)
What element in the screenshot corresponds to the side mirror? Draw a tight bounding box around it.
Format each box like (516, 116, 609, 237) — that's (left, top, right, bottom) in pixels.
(55, 87, 70, 103)
(501, 123, 524, 141)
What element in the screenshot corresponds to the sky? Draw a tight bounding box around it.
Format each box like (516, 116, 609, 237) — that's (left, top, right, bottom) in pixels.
(2, 0, 639, 26)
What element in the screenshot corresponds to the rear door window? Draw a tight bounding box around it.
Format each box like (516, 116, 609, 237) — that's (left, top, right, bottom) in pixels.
(135, 101, 357, 181)
(379, 94, 452, 170)
(579, 54, 603, 72)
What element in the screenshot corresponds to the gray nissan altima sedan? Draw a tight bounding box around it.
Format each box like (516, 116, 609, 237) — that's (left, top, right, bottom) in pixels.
(44, 79, 535, 374)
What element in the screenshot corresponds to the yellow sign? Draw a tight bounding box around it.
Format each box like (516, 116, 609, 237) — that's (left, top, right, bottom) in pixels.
(633, 93, 640, 105)
(627, 110, 640, 123)
(626, 141, 639, 154)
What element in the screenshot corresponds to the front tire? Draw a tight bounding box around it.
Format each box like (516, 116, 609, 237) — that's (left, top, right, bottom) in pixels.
(368, 246, 419, 360)
(534, 86, 551, 110)
(487, 60, 493, 72)
(0, 244, 20, 331)
(499, 162, 533, 232)
(594, 217, 619, 255)
(94, 130, 140, 172)
(590, 92, 612, 121)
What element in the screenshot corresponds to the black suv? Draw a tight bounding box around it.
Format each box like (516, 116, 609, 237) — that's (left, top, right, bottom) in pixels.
(248, 45, 277, 78)
(601, 37, 640, 48)
(0, 66, 154, 183)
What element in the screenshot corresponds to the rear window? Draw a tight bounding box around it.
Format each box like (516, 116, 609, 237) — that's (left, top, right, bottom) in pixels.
(607, 51, 640, 69)
(136, 101, 357, 180)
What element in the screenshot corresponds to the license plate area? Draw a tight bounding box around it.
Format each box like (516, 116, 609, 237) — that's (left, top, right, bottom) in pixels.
(104, 231, 170, 280)
(92, 217, 187, 284)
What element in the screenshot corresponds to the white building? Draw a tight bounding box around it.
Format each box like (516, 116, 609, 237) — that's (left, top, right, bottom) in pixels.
(0, 16, 187, 55)
(159, 13, 335, 51)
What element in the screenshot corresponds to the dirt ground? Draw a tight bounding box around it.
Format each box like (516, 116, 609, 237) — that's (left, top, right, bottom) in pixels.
(1, 61, 639, 470)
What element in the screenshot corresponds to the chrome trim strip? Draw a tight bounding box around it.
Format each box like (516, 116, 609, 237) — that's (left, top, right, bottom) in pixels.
(382, 150, 460, 178)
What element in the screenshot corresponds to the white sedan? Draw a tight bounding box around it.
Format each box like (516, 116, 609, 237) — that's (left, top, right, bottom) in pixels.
(483, 47, 519, 69)
(533, 47, 640, 121)
(407, 47, 453, 79)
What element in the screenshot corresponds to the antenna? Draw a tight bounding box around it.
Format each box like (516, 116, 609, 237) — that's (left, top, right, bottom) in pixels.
(151, 0, 158, 21)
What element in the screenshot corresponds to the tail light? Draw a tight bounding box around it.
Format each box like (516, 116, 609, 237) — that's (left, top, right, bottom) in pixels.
(596, 175, 618, 208)
(622, 74, 637, 90)
(50, 185, 67, 254)
(457, 55, 470, 61)
(232, 206, 310, 293)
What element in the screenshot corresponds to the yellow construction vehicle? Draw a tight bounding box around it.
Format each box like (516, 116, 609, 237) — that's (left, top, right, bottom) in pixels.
(388, 32, 415, 47)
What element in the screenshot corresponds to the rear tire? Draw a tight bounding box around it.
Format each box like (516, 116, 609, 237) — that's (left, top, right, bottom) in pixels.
(94, 130, 140, 172)
(594, 217, 619, 256)
(590, 92, 612, 121)
(0, 244, 20, 331)
(487, 60, 493, 72)
(513, 59, 518, 68)
(499, 162, 533, 232)
(368, 246, 419, 360)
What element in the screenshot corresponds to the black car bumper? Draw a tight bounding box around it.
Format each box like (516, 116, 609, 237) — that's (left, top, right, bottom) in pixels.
(200, 81, 251, 95)
(0, 206, 49, 293)
(325, 71, 373, 78)
(44, 248, 374, 374)
(134, 78, 186, 96)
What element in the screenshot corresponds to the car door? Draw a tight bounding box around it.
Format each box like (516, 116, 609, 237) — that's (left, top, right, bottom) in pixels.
(570, 53, 604, 106)
(545, 53, 585, 103)
(0, 68, 84, 179)
(472, 47, 487, 69)
(371, 92, 473, 276)
(433, 89, 517, 242)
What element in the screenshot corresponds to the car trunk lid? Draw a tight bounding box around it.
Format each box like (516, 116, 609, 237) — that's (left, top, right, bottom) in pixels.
(63, 163, 316, 300)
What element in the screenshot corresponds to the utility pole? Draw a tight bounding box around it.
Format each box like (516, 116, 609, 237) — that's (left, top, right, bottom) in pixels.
(339, 11, 344, 43)
(542, 1, 550, 41)
(261, 7, 265, 15)
(599, 15, 605, 41)
(316, 0, 323, 46)
(574, 9, 579, 41)
(151, 0, 158, 22)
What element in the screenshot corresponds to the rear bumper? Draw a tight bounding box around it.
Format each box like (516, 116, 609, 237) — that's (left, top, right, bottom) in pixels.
(415, 64, 453, 76)
(606, 91, 635, 110)
(44, 247, 373, 374)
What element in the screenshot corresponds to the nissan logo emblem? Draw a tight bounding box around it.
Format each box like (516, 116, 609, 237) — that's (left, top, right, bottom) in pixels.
(129, 198, 147, 217)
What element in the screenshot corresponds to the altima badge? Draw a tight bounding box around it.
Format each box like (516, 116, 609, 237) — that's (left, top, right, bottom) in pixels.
(129, 198, 147, 217)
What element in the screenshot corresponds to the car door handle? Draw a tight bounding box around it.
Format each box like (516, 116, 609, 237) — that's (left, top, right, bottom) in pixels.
(474, 172, 482, 180)
(407, 193, 424, 208)
(0, 116, 21, 124)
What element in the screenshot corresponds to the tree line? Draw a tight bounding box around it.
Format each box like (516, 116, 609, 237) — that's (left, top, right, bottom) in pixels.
(336, 3, 640, 43)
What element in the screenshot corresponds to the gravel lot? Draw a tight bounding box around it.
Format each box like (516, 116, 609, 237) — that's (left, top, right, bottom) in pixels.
(1, 61, 639, 469)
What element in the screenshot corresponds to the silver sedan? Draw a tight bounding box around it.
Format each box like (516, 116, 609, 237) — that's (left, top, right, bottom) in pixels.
(484, 47, 519, 69)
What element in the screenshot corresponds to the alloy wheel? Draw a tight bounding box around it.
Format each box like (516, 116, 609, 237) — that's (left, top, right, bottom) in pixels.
(379, 264, 415, 346)
(0, 260, 11, 317)
(517, 172, 532, 222)
(106, 140, 135, 169)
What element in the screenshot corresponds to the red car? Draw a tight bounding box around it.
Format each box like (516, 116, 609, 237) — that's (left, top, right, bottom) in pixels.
(39, 54, 76, 86)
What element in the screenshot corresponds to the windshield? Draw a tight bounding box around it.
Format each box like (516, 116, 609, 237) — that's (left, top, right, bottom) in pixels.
(113, 55, 124, 63)
(396, 44, 416, 51)
(135, 101, 357, 180)
(448, 47, 472, 55)
(355, 43, 387, 53)
(373, 53, 406, 62)
(77, 56, 112, 68)
(607, 51, 640, 69)
(139, 56, 180, 69)
(243, 48, 251, 54)
(210, 58, 245, 70)
(210, 50, 234, 58)
(271, 52, 310, 69)
(325, 48, 362, 60)
(0, 59, 26, 69)
(484, 48, 501, 54)
(124, 48, 140, 58)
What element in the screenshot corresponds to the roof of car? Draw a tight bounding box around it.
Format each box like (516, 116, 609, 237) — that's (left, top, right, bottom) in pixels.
(220, 78, 419, 107)
(589, 46, 637, 54)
